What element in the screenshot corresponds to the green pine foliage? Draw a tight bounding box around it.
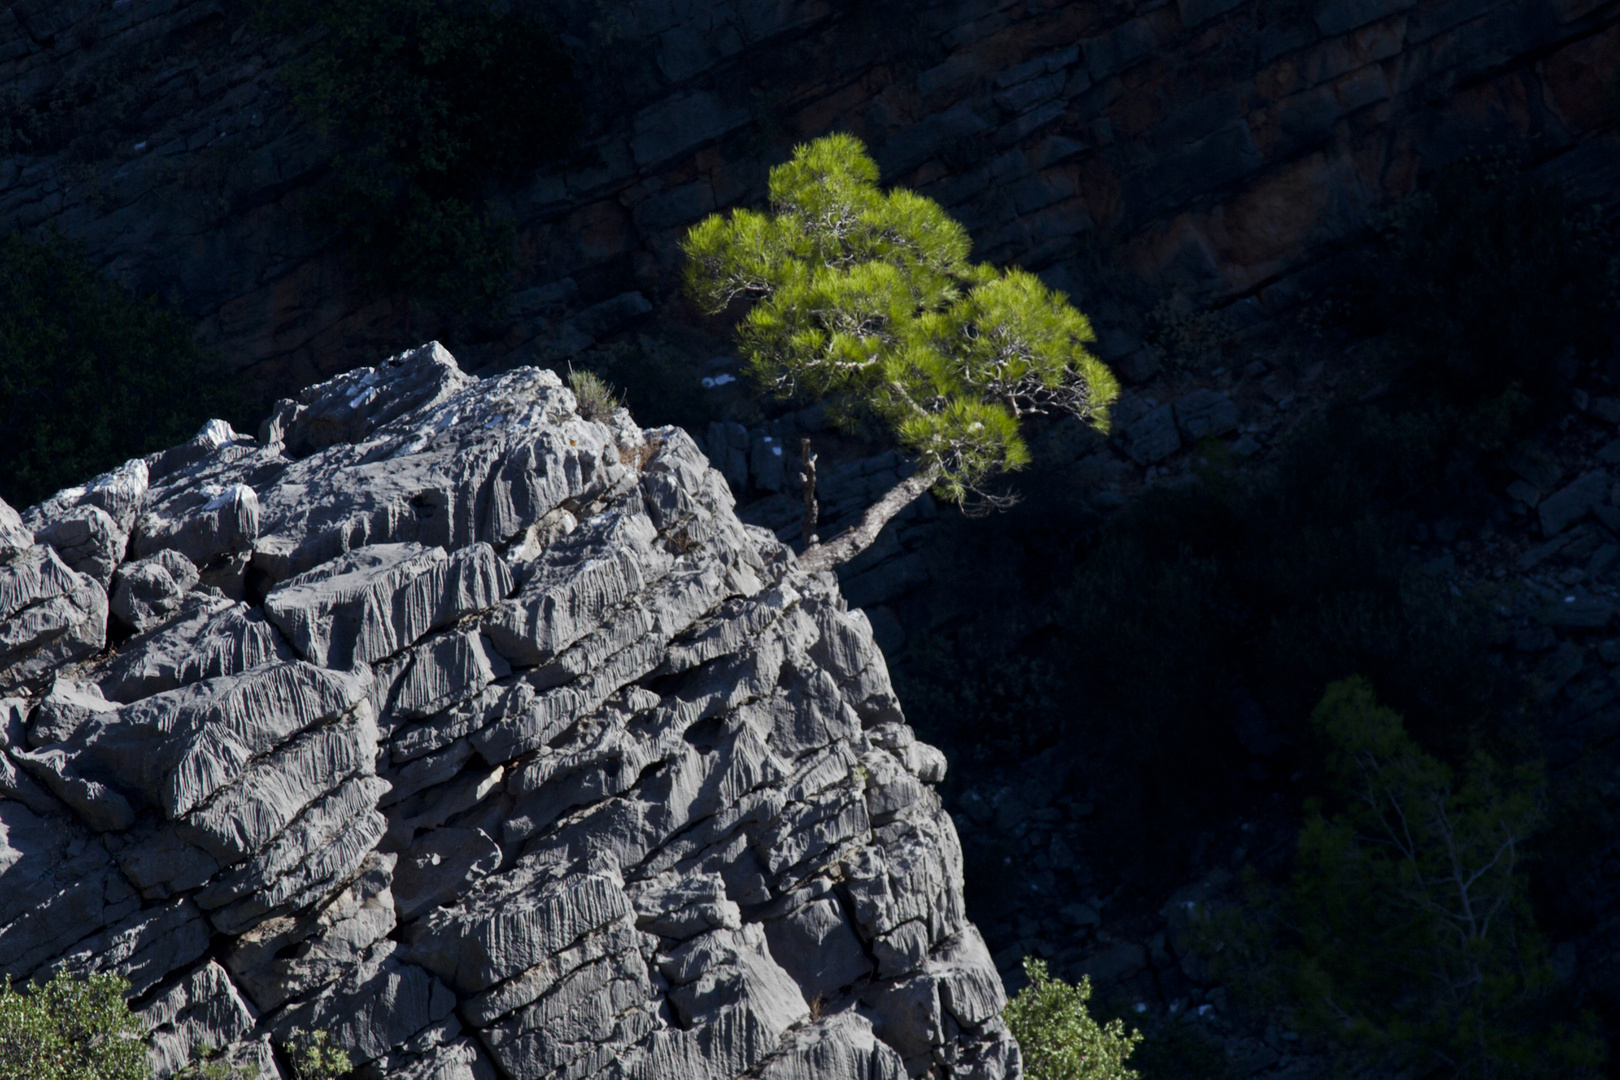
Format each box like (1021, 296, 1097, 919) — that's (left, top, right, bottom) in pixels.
(256, 0, 583, 313)
(0, 231, 241, 510)
(1005, 958, 1143, 1080)
(1287, 678, 1602, 1078)
(0, 972, 147, 1080)
(681, 134, 1118, 505)
(283, 1028, 352, 1080)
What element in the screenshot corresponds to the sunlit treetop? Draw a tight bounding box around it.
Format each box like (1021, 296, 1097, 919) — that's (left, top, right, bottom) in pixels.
(683, 133, 1118, 510)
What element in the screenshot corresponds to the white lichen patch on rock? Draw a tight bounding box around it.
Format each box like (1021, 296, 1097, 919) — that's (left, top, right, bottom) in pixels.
(0, 342, 1018, 1080)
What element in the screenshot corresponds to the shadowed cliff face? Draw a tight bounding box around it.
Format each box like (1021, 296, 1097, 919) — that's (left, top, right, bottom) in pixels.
(0, 343, 1015, 1080)
(1, 0, 1616, 396)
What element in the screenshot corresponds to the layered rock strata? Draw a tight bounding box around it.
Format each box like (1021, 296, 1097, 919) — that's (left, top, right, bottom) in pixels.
(4, 0, 1615, 386)
(0, 342, 1016, 1080)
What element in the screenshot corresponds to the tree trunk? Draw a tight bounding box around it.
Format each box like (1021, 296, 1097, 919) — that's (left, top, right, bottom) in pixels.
(796, 462, 941, 573)
(800, 437, 819, 548)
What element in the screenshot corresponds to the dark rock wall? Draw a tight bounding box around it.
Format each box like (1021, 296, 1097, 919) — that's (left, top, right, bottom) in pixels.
(1, 0, 1615, 395)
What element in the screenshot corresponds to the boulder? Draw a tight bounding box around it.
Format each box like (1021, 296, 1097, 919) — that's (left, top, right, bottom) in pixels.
(0, 544, 108, 690)
(35, 504, 126, 587)
(1173, 388, 1240, 441)
(110, 549, 200, 631)
(1123, 403, 1181, 464)
(0, 495, 32, 558)
(762, 897, 873, 1000)
(259, 342, 473, 459)
(96, 594, 294, 703)
(224, 853, 398, 1012)
(1539, 471, 1610, 537)
(134, 480, 262, 569)
(141, 961, 267, 1080)
(264, 542, 511, 669)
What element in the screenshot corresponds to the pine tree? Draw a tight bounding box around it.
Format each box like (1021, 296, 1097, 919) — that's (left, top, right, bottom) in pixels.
(682, 134, 1118, 569)
(1289, 678, 1602, 1078)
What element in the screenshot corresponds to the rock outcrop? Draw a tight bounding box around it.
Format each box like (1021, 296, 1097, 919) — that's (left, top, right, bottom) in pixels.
(0, 342, 1017, 1080)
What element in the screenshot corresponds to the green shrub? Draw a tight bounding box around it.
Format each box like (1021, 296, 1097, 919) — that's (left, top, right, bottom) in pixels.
(283, 1028, 351, 1080)
(1283, 677, 1602, 1078)
(0, 231, 243, 509)
(0, 971, 147, 1080)
(257, 0, 583, 313)
(1006, 958, 1142, 1080)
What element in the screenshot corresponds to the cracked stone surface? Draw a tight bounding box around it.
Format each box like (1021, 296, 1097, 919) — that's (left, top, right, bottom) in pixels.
(0, 342, 1019, 1080)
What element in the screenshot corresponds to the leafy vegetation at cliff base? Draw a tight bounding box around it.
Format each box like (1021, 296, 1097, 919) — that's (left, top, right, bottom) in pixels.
(0, 971, 147, 1080)
(1006, 958, 1142, 1080)
(257, 0, 583, 313)
(1194, 680, 1602, 1078)
(0, 232, 241, 510)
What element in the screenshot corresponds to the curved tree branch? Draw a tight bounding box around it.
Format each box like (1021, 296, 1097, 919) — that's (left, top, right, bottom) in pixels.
(796, 461, 942, 573)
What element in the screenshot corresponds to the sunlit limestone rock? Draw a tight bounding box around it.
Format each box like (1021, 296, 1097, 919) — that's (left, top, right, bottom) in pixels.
(1, 342, 1018, 1080)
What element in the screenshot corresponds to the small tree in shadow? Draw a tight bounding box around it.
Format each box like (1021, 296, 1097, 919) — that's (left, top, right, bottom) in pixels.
(1287, 678, 1601, 1078)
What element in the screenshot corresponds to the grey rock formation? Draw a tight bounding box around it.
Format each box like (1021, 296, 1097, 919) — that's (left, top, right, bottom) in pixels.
(0, 541, 108, 692)
(0, 344, 1018, 1080)
(1173, 389, 1240, 442)
(1122, 402, 1181, 465)
(0, 498, 31, 558)
(111, 550, 201, 633)
(1540, 471, 1611, 537)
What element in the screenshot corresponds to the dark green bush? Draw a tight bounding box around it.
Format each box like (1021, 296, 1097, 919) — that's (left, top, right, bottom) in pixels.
(1193, 681, 1602, 1079)
(0, 231, 242, 510)
(1289, 678, 1599, 1078)
(258, 0, 583, 313)
(0, 971, 147, 1080)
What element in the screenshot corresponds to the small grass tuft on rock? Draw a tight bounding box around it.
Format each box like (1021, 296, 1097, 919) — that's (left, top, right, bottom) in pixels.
(566, 367, 620, 422)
